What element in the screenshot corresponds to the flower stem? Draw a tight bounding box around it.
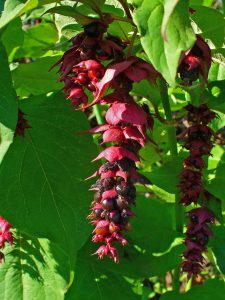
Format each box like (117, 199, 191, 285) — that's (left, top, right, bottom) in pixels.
(93, 105, 104, 125)
(127, 27, 138, 58)
(158, 79, 183, 232)
(118, 0, 132, 19)
(159, 79, 183, 291)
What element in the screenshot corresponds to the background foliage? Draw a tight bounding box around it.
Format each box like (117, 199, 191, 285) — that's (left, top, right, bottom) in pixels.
(0, 0, 225, 299)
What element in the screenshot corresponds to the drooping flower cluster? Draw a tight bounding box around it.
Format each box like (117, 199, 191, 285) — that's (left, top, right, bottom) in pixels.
(179, 104, 216, 206)
(0, 217, 14, 262)
(179, 104, 217, 277)
(178, 35, 211, 85)
(54, 19, 159, 262)
(182, 207, 215, 278)
(88, 94, 153, 262)
(86, 59, 157, 261)
(52, 21, 125, 109)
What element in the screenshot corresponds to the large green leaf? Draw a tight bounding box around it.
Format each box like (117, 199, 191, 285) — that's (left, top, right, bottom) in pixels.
(0, 92, 97, 264)
(131, 198, 178, 253)
(0, 0, 38, 29)
(191, 6, 225, 48)
(147, 155, 184, 194)
(210, 226, 225, 275)
(161, 279, 225, 300)
(0, 0, 60, 29)
(14, 21, 58, 59)
(65, 197, 181, 284)
(65, 199, 182, 299)
(66, 256, 141, 300)
(1, 18, 24, 61)
(0, 41, 18, 163)
(132, 0, 196, 86)
(0, 233, 70, 300)
(12, 56, 63, 97)
(161, 0, 179, 38)
(45, 6, 95, 25)
(205, 80, 225, 113)
(206, 162, 225, 209)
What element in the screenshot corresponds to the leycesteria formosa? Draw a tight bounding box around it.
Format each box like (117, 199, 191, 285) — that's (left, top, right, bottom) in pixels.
(54, 14, 218, 280)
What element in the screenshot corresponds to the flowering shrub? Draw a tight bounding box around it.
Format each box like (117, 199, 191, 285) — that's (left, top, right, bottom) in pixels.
(0, 0, 225, 299)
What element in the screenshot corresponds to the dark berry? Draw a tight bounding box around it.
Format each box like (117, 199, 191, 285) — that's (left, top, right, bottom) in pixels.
(115, 181, 131, 196)
(87, 82, 96, 92)
(109, 211, 120, 223)
(116, 196, 128, 209)
(190, 214, 198, 224)
(102, 199, 115, 211)
(76, 73, 88, 85)
(94, 208, 104, 218)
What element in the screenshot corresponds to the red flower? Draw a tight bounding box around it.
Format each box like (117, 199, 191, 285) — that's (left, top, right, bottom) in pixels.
(178, 35, 211, 84)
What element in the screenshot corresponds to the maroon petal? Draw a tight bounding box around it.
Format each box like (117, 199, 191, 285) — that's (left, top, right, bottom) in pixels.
(123, 126, 146, 146)
(95, 57, 138, 100)
(92, 146, 139, 163)
(106, 103, 147, 126)
(102, 128, 124, 143)
(102, 189, 117, 200)
(87, 124, 111, 133)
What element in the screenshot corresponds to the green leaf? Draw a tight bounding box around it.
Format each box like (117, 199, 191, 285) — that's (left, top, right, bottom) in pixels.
(132, 80, 161, 106)
(131, 198, 177, 253)
(210, 226, 225, 275)
(208, 63, 225, 82)
(1, 18, 24, 61)
(191, 6, 225, 48)
(0, 232, 70, 300)
(14, 21, 58, 59)
(0, 0, 38, 29)
(161, 0, 179, 38)
(132, 0, 196, 86)
(0, 41, 18, 162)
(66, 197, 181, 283)
(161, 279, 225, 300)
(74, 0, 105, 12)
(108, 20, 133, 40)
(0, 0, 6, 12)
(0, 92, 97, 264)
(205, 80, 225, 113)
(66, 257, 140, 300)
(206, 161, 225, 210)
(45, 6, 96, 25)
(147, 155, 184, 194)
(12, 56, 63, 97)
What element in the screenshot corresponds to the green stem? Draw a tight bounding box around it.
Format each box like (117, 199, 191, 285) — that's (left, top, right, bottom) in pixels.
(159, 79, 183, 232)
(172, 267, 181, 292)
(93, 105, 104, 125)
(127, 27, 138, 57)
(159, 79, 183, 292)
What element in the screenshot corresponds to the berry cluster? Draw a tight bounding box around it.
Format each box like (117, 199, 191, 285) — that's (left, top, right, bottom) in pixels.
(182, 207, 215, 278)
(55, 19, 159, 261)
(0, 217, 14, 262)
(179, 104, 216, 206)
(88, 94, 153, 262)
(52, 21, 125, 109)
(179, 104, 217, 277)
